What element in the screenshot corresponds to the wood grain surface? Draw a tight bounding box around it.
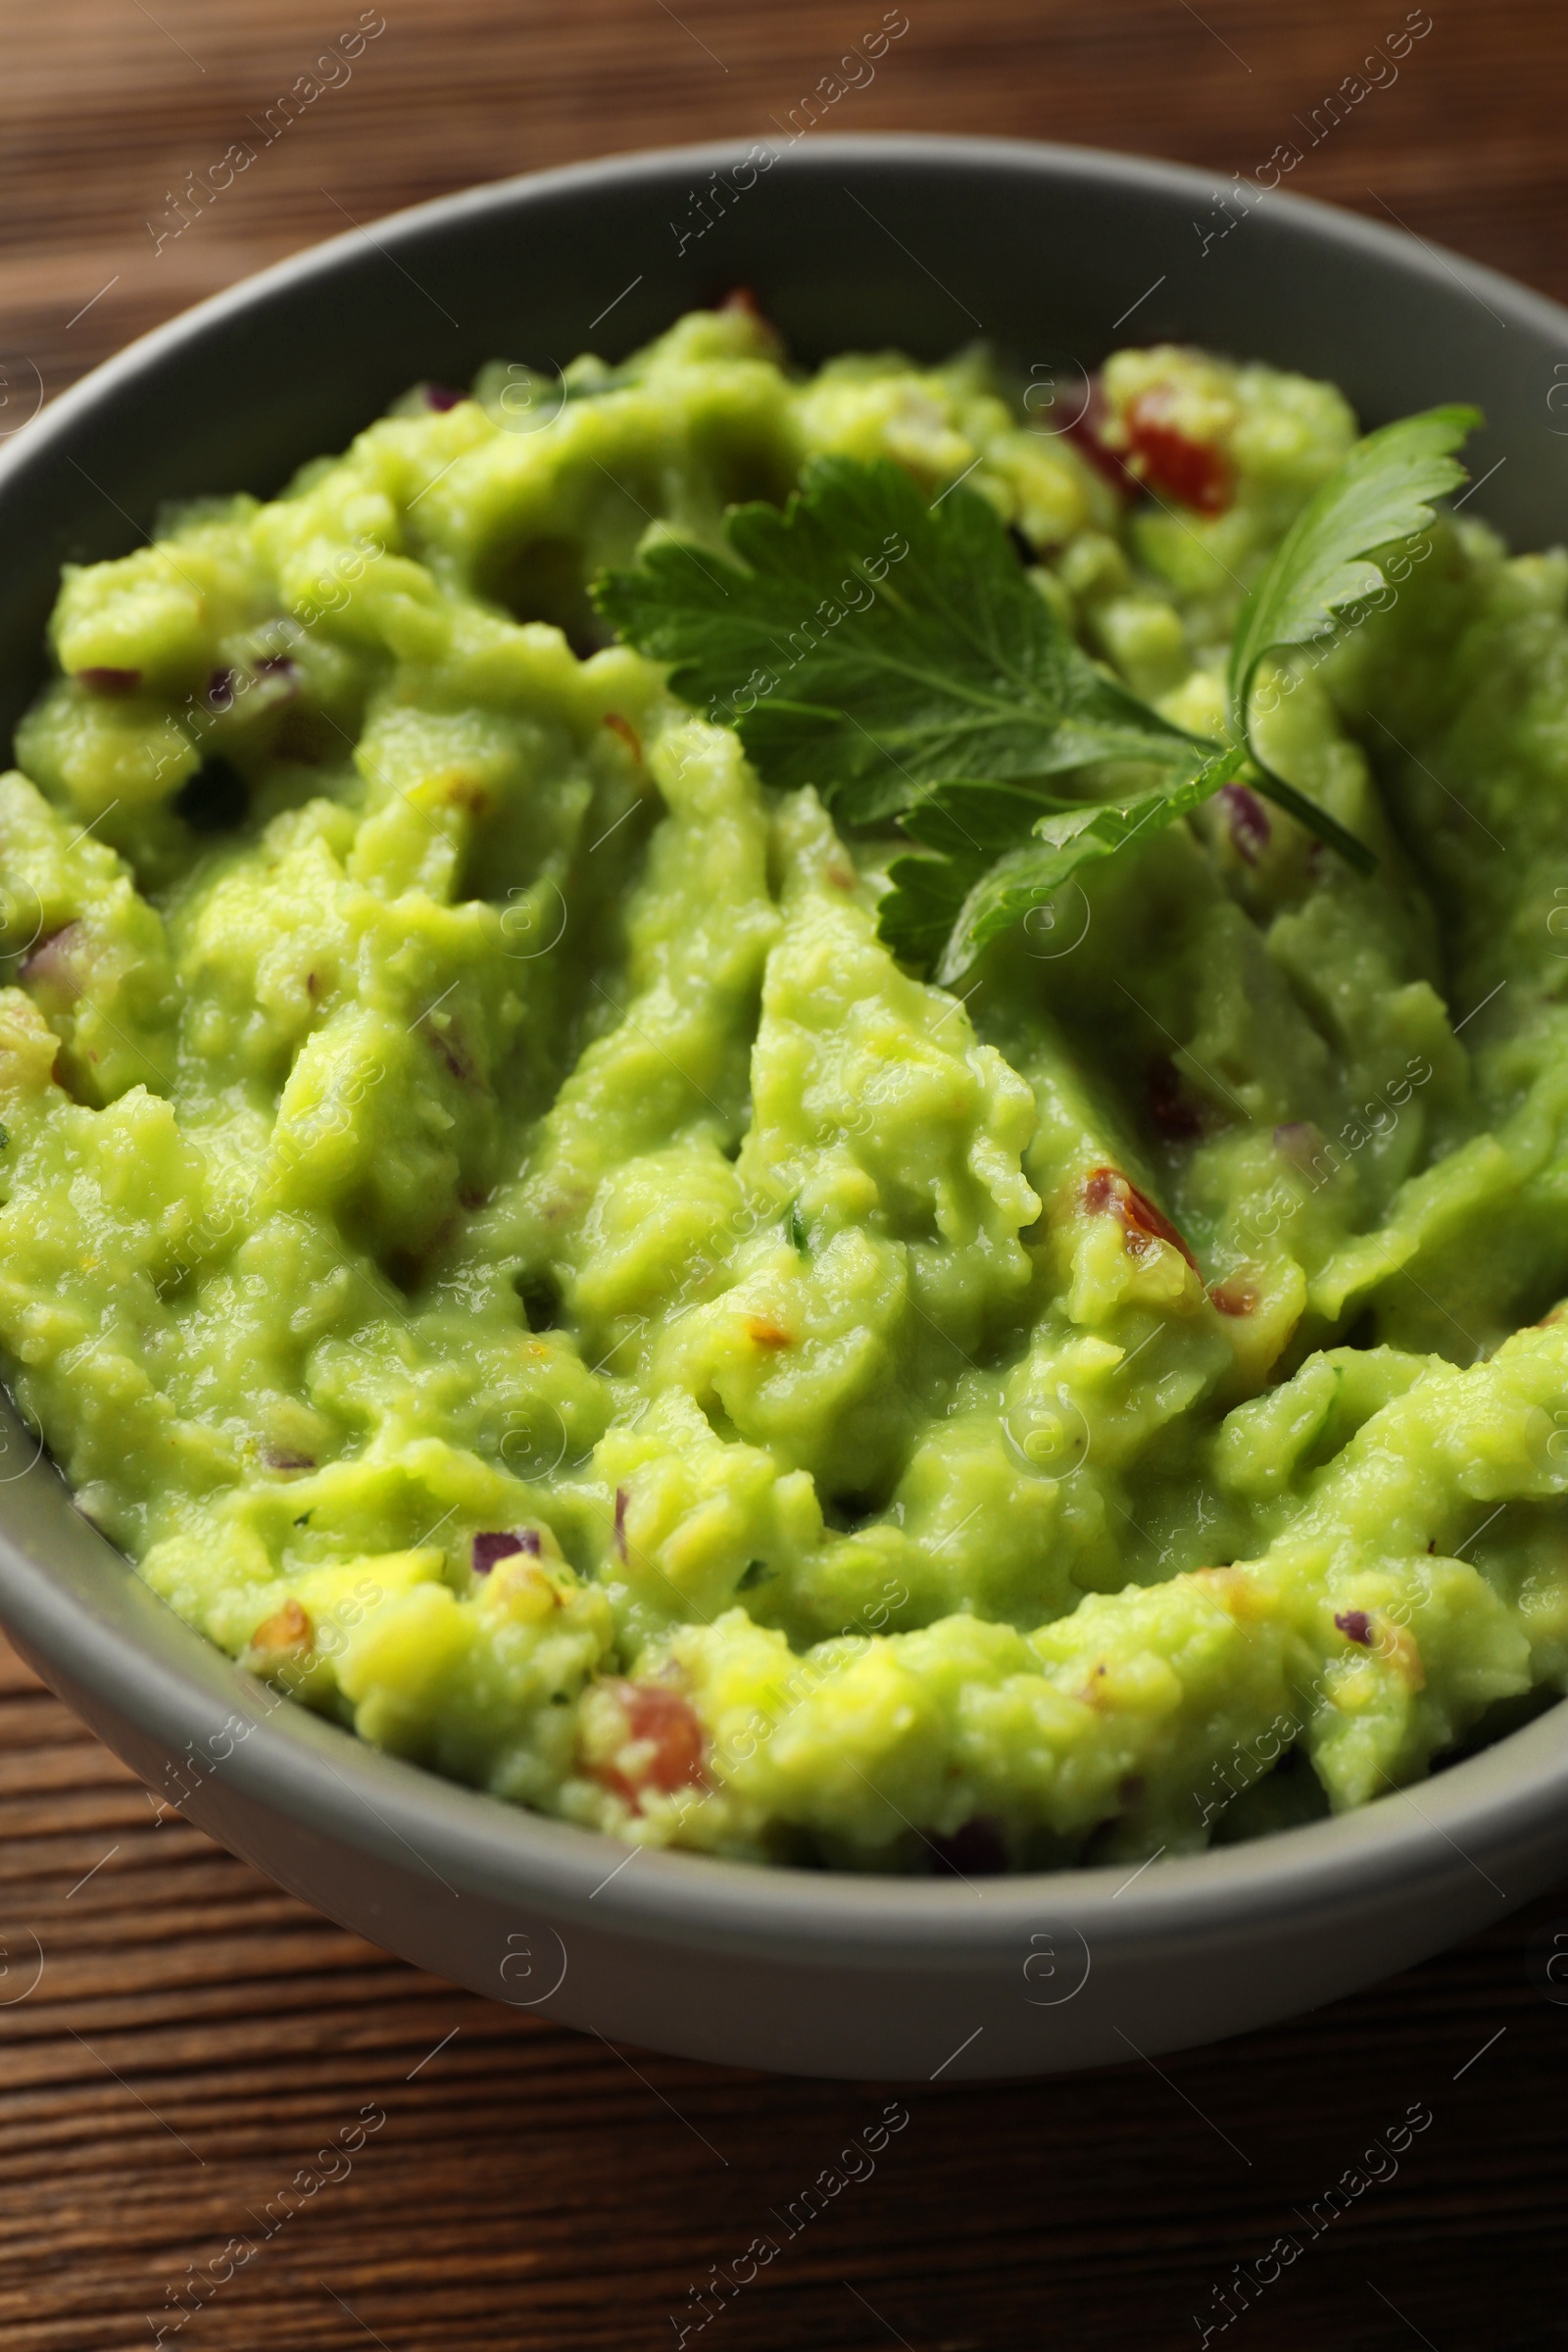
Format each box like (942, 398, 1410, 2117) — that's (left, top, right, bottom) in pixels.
(4, 3, 1568, 2345)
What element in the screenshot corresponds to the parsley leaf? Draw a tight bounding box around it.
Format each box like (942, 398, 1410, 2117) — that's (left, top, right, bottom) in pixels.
(883, 750, 1246, 984)
(594, 455, 1213, 826)
(597, 404, 1480, 982)
(1227, 403, 1481, 870)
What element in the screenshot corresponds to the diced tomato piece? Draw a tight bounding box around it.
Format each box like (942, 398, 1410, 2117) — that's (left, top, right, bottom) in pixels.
(598, 1681, 709, 1806)
(1065, 379, 1135, 495)
(1123, 387, 1233, 514)
(1209, 1279, 1257, 1317)
(1083, 1166, 1199, 1270)
(623, 1684, 707, 1789)
(1066, 376, 1233, 514)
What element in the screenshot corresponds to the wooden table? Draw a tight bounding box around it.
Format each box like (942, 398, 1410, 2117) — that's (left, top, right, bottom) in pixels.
(5, 3, 1568, 2343)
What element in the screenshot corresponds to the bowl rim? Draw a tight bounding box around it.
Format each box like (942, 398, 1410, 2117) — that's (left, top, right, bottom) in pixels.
(4, 127, 1568, 1970)
(16, 129, 1568, 488)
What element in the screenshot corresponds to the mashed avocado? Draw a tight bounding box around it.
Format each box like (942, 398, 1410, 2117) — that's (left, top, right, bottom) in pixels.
(3, 303, 1568, 1870)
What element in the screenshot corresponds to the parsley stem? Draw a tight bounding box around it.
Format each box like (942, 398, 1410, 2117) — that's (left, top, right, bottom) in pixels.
(1248, 759, 1377, 875)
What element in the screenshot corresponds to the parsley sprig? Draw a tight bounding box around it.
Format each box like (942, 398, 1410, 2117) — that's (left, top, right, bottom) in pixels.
(1228, 401, 1479, 863)
(596, 403, 1478, 983)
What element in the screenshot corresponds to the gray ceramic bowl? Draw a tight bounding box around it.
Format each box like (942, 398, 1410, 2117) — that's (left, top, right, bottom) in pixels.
(2, 134, 1566, 2082)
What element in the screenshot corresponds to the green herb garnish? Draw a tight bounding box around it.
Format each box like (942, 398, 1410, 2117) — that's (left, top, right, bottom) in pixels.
(883, 762, 1245, 984)
(597, 405, 1479, 980)
(1227, 403, 1480, 869)
(596, 456, 1214, 820)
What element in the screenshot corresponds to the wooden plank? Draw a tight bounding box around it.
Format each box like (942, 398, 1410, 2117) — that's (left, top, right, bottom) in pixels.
(3, 0, 1567, 396)
(2, 3, 1567, 2343)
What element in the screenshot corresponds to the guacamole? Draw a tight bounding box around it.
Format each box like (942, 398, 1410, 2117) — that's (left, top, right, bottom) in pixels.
(4, 303, 1568, 1872)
